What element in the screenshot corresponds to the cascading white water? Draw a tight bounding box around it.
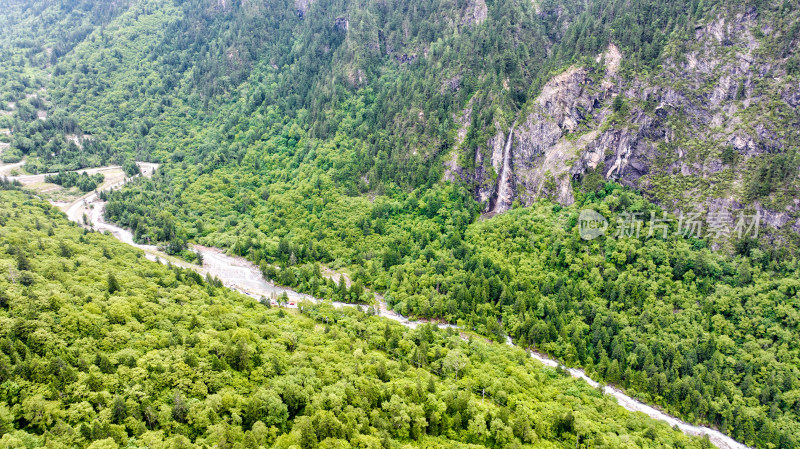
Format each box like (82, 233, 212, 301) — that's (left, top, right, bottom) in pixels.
(491, 125, 514, 214)
(39, 166, 752, 449)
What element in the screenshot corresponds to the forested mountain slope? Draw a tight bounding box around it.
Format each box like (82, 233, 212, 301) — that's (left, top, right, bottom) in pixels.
(455, 1, 800, 248)
(1, 0, 800, 448)
(0, 186, 711, 448)
(2, 0, 798, 240)
(105, 173, 800, 447)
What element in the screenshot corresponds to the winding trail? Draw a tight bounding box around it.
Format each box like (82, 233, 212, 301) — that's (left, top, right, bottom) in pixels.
(0, 159, 26, 177)
(10, 165, 131, 187)
(33, 164, 750, 449)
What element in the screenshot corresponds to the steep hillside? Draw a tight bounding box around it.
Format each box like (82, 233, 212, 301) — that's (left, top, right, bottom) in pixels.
(455, 2, 800, 248)
(3, 0, 797, 247)
(0, 0, 130, 167)
(2, 0, 559, 180)
(0, 187, 708, 448)
(1, 1, 800, 448)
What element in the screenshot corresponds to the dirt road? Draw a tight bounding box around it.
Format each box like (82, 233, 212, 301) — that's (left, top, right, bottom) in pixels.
(10, 165, 127, 186)
(63, 162, 158, 223)
(0, 159, 25, 177)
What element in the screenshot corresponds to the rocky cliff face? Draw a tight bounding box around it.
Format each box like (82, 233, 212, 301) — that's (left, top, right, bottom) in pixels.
(462, 0, 488, 27)
(453, 8, 800, 241)
(512, 63, 613, 207)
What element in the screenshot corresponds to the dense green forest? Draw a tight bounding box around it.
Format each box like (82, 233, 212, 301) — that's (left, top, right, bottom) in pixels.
(4, 0, 760, 184)
(0, 188, 713, 448)
(2, 0, 797, 192)
(0, 0, 127, 171)
(2, 0, 800, 448)
(44, 171, 104, 192)
(103, 161, 800, 448)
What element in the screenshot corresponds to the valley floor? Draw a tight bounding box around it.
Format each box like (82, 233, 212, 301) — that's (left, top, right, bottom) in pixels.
(21, 163, 751, 449)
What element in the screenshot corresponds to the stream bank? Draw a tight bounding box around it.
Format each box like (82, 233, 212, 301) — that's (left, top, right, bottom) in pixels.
(41, 166, 749, 449)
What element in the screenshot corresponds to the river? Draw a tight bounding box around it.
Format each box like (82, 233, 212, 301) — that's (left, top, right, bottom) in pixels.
(25, 163, 751, 449)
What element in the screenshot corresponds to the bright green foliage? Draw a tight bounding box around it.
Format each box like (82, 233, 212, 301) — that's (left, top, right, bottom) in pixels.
(0, 188, 707, 448)
(106, 165, 800, 448)
(44, 171, 104, 192)
(1, 0, 735, 188)
(2, 1, 800, 448)
(468, 190, 800, 448)
(0, 0, 127, 172)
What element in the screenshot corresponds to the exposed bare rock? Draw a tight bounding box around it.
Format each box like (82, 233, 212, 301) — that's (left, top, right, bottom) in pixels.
(394, 53, 417, 64)
(783, 82, 800, 108)
(295, 0, 314, 18)
(461, 0, 488, 27)
(727, 134, 758, 156)
(449, 58, 614, 210)
(511, 66, 607, 206)
(447, 8, 799, 239)
(593, 128, 654, 183)
(455, 106, 472, 148)
(476, 126, 507, 205)
(443, 151, 460, 184)
(756, 204, 791, 229)
(489, 127, 506, 175)
(535, 67, 595, 130)
(473, 152, 492, 203)
(347, 68, 365, 87)
(334, 16, 349, 32)
(443, 103, 472, 184)
(597, 43, 622, 77)
(489, 125, 516, 213)
(442, 76, 461, 93)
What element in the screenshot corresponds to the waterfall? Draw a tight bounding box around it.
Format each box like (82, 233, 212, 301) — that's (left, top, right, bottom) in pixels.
(56, 167, 751, 449)
(491, 124, 515, 214)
